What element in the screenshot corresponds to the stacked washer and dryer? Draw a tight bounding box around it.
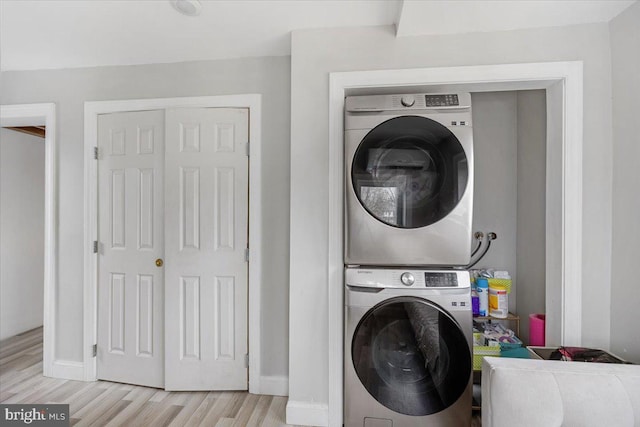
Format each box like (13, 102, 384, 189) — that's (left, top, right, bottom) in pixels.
(344, 93, 475, 427)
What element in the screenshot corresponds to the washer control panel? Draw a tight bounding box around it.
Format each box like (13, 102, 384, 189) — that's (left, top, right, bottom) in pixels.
(346, 268, 469, 289)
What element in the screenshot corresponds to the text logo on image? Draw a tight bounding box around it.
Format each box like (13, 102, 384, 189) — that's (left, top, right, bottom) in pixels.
(1, 404, 69, 426)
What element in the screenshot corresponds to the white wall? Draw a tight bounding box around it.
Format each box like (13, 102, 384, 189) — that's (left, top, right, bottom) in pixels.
(0, 128, 45, 340)
(0, 56, 291, 377)
(610, 1, 640, 363)
(289, 23, 613, 421)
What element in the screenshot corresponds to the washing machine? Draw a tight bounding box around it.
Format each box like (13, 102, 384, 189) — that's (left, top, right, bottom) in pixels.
(344, 267, 472, 427)
(345, 93, 474, 266)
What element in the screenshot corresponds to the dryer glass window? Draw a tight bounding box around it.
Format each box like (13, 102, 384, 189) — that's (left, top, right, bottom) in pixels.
(351, 116, 468, 228)
(351, 296, 471, 416)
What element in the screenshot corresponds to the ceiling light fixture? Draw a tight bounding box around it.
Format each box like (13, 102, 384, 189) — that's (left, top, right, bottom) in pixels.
(170, 0, 202, 17)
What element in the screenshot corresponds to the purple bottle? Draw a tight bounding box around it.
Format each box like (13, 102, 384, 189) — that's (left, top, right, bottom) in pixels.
(472, 290, 480, 316)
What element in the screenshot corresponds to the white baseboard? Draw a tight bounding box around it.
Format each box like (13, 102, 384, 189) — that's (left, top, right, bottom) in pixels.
(48, 360, 85, 381)
(46, 361, 288, 395)
(286, 400, 329, 427)
(259, 375, 288, 396)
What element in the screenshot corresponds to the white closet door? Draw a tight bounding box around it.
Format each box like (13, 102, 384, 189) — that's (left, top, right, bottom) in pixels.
(164, 108, 249, 390)
(97, 110, 165, 388)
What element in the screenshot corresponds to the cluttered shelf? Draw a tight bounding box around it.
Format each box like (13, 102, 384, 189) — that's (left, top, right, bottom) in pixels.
(475, 312, 519, 322)
(474, 312, 520, 336)
(471, 271, 526, 374)
(471, 314, 528, 411)
(472, 317, 526, 372)
(469, 270, 548, 413)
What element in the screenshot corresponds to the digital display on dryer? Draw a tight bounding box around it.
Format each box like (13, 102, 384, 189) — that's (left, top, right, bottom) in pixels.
(424, 273, 458, 287)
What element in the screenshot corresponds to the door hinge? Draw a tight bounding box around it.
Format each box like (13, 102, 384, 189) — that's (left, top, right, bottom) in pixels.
(94, 146, 99, 160)
(244, 354, 249, 368)
(92, 344, 97, 357)
(245, 248, 249, 262)
(93, 240, 98, 253)
(246, 141, 250, 157)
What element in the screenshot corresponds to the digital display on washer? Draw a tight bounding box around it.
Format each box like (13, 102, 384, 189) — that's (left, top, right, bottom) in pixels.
(425, 94, 459, 107)
(424, 272, 458, 287)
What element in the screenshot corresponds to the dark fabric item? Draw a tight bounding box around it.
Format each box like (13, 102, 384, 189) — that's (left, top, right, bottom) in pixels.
(548, 347, 632, 364)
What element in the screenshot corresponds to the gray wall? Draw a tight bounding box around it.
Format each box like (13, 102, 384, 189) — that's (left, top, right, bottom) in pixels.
(610, 2, 640, 363)
(470, 90, 547, 342)
(471, 91, 518, 299)
(516, 90, 547, 345)
(289, 22, 613, 408)
(0, 128, 45, 340)
(0, 56, 291, 377)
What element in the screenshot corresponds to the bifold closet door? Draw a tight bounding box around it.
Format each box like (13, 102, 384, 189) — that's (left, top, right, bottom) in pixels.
(97, 107, 249, 391)
(164, 108, 249, 391)
(96, 110, 165, 388)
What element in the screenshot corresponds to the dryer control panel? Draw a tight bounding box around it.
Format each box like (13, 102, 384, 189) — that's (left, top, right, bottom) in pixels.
(345, 92, 472, 112)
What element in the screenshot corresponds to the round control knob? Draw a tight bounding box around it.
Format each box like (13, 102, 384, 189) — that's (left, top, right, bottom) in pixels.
(400, 96, 415, 107)
(400, 272, 415, 286)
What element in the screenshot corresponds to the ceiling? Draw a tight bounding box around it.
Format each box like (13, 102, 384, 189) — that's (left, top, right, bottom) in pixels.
(0, 0, 635, 72)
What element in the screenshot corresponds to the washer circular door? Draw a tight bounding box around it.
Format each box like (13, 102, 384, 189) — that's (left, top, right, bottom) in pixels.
(351, 116, 468, 228)
(351, 296, 471, 416)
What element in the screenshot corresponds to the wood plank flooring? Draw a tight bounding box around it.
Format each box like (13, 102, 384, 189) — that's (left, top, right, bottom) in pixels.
(2, 327, 481, 426)
(0, 328, 298, 426)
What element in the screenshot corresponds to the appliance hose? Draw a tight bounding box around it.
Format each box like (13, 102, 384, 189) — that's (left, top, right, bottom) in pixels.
(466, 232, 497, 269)
(471, 233, 484, 257)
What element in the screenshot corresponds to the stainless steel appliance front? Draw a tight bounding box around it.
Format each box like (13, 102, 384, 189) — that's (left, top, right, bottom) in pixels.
(345, 93, 474, 266)
(344, 267, 472, 427)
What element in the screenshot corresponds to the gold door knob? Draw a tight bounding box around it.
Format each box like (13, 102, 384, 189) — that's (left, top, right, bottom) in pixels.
(155, 258, 164, 267)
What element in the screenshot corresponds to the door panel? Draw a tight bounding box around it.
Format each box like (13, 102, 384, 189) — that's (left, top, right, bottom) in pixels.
(137, 274, 155, 356)
(164, 108, 249, 391)
(97, 110, 165, 388)
(180, 275, 201, 360)
(180, 167, 200, 250)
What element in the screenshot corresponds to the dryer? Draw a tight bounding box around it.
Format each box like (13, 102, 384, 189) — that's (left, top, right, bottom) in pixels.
(344, 267, 472, 427)
(345, 93, 474, 266)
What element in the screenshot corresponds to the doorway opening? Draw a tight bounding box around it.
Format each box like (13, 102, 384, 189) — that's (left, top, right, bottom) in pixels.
(326, 61, 584, 426)
(1, 126, 45, 343)
(0, 103, 57, 378)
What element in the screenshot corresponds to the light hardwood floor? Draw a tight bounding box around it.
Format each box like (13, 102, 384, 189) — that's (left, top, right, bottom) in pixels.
(2, 327, 481, 426)
(0, 327, 299, 426)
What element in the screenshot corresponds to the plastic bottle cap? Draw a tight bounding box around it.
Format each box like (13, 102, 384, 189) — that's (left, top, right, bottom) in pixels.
(477, 278, 489, 288)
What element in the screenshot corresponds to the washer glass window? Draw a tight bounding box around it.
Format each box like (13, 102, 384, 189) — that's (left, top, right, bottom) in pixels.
(351, 296, 471, 416)
(351, 116, 468, 228)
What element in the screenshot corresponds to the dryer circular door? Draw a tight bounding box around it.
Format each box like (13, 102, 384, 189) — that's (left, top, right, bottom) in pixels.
(351, 296, 471, 416)
(351, 116, 468, 228)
